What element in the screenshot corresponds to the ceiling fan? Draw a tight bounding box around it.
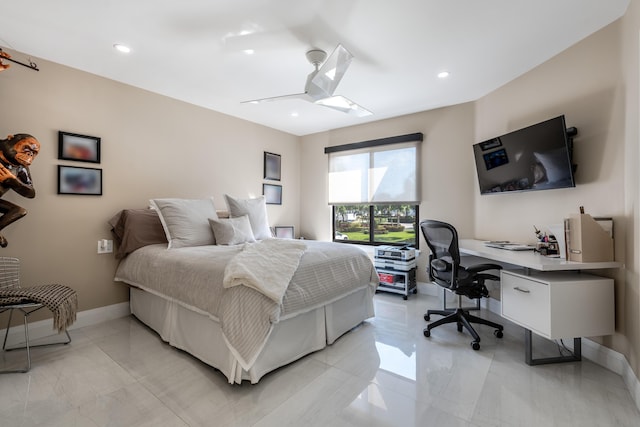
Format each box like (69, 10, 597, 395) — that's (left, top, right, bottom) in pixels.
(242, 44, 372, 117)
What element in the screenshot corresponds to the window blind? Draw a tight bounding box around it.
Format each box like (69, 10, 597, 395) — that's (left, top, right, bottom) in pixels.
(326, 133, 422, 204)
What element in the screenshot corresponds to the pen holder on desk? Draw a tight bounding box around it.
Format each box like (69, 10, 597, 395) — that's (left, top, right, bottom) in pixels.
(536, 241, 559, 256)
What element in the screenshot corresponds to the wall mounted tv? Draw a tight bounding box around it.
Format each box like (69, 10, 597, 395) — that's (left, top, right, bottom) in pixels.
(473, 115, 576, 195)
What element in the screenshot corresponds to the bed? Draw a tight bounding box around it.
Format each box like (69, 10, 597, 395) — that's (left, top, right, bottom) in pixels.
(110, 196, 378, 384)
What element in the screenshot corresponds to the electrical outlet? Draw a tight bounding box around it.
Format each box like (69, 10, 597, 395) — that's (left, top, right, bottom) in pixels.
(97, 239, 113, 254)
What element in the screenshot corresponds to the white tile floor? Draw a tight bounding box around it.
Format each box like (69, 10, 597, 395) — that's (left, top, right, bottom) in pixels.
(1, 292, 639, 426)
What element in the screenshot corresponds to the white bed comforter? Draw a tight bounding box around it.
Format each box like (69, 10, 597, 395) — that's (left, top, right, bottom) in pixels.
(114, 240, 378, 370)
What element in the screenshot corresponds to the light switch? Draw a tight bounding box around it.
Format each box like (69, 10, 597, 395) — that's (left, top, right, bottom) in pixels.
(97, 239, 113, 254)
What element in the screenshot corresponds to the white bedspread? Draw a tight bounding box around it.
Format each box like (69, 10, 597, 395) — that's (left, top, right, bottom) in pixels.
(223, 239, 307, 304)
(114, 240, 378, 372)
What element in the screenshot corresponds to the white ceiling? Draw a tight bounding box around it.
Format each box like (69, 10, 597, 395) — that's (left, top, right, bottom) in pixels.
(0, 0, 629, 136)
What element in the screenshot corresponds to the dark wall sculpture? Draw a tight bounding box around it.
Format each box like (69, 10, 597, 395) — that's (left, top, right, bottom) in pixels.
(0, 134, 40, 247)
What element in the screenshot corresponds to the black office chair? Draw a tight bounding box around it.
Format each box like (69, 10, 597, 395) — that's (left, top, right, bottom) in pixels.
(420, 220, 504, 350)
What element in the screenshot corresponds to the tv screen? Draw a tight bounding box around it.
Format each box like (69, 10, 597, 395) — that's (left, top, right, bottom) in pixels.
(473, 115, 575, 194)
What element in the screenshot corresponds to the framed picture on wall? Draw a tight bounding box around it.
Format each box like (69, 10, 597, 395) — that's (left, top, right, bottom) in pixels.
(478, 138, 502, 152)
(58, 131, 101, 163)
(263, 183, 282, 205)
(264, 151, 281, 181)
(57, 165, 102, 195)
(274, 226, 295, 239)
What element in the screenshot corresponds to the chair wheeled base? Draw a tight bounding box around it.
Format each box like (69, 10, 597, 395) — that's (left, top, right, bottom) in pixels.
(423, 305, 503, 350)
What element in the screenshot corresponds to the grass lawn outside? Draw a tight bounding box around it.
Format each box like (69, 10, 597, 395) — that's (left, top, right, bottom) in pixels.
(344, 230, 415, 244)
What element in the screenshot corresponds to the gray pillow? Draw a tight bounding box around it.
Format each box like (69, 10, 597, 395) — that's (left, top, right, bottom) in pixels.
(209, 215, 256, 245)
(108, 209, 167, 259)
(224, 195, 272, 240)
(150, 198, 218, 248)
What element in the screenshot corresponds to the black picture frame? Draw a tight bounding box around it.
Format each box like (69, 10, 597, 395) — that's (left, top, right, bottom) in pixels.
(479, 138, 502, 151)
(58, 131, 101, 163)
(483, 148, 509, 170)
(263, 183, 282, 205)
(274, 226, 295, 239)
(57, 165, 102, 195)
(264, 151, 281, 181)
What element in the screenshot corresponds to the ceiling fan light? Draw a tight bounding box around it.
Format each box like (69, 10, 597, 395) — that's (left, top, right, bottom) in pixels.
(315, 95, 352, 109)
(315, 96, 373, 117)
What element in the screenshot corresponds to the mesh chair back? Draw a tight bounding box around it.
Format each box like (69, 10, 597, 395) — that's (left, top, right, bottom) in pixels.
(0, 257, 20, 292)
(420, 220, 461, 290)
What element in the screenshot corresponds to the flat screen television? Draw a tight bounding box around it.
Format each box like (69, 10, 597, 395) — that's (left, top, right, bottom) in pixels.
(473, 115, 576, 195)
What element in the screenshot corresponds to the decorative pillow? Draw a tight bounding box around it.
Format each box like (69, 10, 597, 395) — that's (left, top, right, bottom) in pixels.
(150, 198, 218, 249)
(208, 215, 256, 245)
(224, 195, 272, 240)
(108, 209, 168, 259)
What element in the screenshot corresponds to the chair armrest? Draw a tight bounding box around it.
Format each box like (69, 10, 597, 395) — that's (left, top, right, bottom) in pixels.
(476, 272, 501, 283)
(465, 263, 502, 274)
(431, 259, 451, 272)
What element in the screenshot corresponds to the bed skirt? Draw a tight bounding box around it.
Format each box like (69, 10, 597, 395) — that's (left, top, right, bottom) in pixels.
(129, 285, 375, 384)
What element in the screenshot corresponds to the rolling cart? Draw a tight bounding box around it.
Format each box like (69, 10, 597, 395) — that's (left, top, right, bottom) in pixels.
(374, 246, 417, 300)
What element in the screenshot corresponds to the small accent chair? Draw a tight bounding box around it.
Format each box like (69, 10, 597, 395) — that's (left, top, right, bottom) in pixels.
(420, 220, 504, 350)
(0, 257, 74, 373)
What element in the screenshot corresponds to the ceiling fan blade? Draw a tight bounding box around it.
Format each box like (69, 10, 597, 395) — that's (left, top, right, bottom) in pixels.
(315, 95, 373, 117)
(308, 44, 353, 97)
(241, 92, 309, 104)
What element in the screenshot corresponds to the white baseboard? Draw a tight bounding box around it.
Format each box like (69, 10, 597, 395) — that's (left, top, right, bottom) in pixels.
(420, 284, 640, 413)
(0, 301, 130, 345)
(623, 360, 640, 415)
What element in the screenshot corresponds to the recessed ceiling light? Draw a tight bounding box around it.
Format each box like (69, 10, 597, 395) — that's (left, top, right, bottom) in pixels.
(113, 44, 131, 53)
(291, 112, 299, 117)
(243, 49, 255, 55)
(438, 71, 450, 79)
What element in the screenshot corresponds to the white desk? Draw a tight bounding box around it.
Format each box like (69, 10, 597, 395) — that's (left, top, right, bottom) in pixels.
(458, 239, 622, 271)
(458, 239, 620, 365)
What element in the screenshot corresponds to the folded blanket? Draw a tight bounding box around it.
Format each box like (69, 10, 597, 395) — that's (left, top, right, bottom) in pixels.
(0, 284, 78, 332)
(221, 239, 307, 370)
(223, 239, 307, 304)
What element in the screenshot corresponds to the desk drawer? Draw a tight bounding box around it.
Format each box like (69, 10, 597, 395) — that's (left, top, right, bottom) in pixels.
(501, 271, 550, 336)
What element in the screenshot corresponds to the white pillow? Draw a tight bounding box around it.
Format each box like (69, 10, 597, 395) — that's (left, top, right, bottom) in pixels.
(150, 198, 218, 249)
(208, 215, 256, 245)
(224, 194, 272, 240)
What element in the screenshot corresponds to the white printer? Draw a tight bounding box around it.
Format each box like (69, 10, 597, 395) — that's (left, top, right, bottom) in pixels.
(374, 245, 417, 271)
(374, 245, 416, 261)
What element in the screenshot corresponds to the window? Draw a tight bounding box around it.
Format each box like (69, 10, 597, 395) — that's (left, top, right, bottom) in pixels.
(326, 133, 422, 247)
(333, 204, 419, 247)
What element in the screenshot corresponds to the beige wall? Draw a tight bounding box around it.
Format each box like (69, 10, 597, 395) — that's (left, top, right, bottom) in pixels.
(474, 14, 638, 377)
(0, 54, 300, 317)
(300, 103, 477, 284)
(301, 14, 640, 377)
(620, 0, 640, 381)
(474, 22, 625, 245)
